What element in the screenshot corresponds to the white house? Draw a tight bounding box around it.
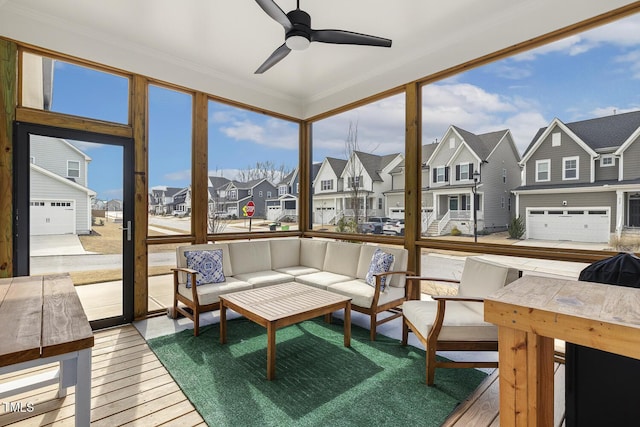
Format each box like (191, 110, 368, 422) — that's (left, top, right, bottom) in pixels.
(29, 134, 96, 235)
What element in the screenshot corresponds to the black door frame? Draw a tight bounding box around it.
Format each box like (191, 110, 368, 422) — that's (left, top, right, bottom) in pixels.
(13, 122, 135, 329)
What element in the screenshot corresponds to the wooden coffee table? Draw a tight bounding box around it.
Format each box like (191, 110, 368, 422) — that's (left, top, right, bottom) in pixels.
(219, 282, 351, 380)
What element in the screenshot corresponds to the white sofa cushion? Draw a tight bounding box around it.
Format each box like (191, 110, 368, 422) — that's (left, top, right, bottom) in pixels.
(228, 240, 272, 275)
(176, 243, 233, 284)
(177, 277, 252, 306)
(357, 244, 407, 288)
(457, 256, 520, 315)
(295, 271, 353, 290)
(274, 266, 320, 276)
(269, 239, 301, 269)
(233, 270, 294, 288)
(300, 239, 328, 269)
(402, 299, 498, 341)
(328, 279, 405, 308)
(323, 241, 361, 277)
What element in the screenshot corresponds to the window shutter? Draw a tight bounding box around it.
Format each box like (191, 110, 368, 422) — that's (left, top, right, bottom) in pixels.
(433, 168, 437, 182)
(455, 165, 460, 180)
(445, 167, 449, 181)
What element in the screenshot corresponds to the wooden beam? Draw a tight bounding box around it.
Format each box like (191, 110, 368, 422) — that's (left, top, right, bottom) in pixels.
(15, 108, 132, 139)
(404, 83, 421, 294)
(299, 122, 311, 231)
(132, 75, 148, 319)
(0, 40, 16, 278)
(192, 92, 208, 244)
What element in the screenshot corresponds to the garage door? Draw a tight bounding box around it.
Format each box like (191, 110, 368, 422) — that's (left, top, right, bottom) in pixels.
(30, 200, 75, 235)
(526, 208, 610, 243)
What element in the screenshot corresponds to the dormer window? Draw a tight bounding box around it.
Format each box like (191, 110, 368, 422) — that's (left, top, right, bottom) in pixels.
(601, 155, 615, 167)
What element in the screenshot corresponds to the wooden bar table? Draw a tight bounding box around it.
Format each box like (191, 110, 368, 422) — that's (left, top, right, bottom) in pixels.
(0, 274, 94, 426)
(485, 275, 640, 426)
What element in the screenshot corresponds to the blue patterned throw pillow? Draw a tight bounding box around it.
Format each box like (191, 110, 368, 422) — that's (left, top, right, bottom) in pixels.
(365, 248, 395, 291)
(184, 249, 225, 288)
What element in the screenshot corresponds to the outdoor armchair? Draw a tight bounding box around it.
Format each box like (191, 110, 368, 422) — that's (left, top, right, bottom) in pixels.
(401, 256, 520, 385)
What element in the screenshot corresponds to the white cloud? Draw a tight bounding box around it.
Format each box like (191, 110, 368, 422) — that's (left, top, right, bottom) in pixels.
(615, 49, 640, 79)
(219, 117, 298, 150)
(164, 169, 191, 181)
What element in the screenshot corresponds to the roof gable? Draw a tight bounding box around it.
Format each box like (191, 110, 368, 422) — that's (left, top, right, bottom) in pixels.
(520, 118, 598, 164)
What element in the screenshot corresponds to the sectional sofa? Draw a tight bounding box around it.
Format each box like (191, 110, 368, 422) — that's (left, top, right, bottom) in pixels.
(171, 238, 412, 338)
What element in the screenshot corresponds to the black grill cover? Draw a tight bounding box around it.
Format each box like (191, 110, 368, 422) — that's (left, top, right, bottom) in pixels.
(578, 252, 640, 287)
(566, 252, 640, 427)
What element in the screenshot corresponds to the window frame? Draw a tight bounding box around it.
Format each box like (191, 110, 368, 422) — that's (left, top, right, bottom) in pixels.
(562, 156, 579, 180)
(67, 160, 80, 178)
(600, 155, 615, 167)
(535, 159, 551, 182)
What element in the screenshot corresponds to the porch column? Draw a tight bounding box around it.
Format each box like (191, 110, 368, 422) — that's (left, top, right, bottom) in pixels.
(616, 190, 624, 236)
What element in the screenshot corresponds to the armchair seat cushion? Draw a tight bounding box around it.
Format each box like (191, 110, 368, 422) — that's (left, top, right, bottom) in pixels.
(233, 270, 294, 288)
(402, 300, 498, 341)
(178, 277, 252, 306)
(328, 279, 405, 308)
(294, 271, 354, 290)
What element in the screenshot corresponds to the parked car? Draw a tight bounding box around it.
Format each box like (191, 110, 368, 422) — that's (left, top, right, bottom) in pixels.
(212, 211, 231, 219)
(357, 216, 391, 234)
(383, 219, 405, 236)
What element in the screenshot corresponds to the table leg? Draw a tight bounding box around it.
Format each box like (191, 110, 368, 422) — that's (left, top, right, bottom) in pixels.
(75, 348, 92, 427)
(343, 301, 351, 347)
(267, 322, 276, 380)
(498, 327, 554, 426)
(220, 301, 227, 344)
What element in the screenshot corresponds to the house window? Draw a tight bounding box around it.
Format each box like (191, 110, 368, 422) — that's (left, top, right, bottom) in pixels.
(563, 156, 579, 180)
(552, 132, 561, 147)
(229, 190, 237, 199)
(461, 194, 470, 211)
(434, 166, 447, 183)
(457, 163, 472, 180)
(267, 191, 272, 198)
(321, 180, 333, 191)
(601, 155, 614, 167)
(30, 156, 35, 164)
(502, 168, 507, 184)
(67, 160, 80, 178)
(348, 176, 362, 188)
(259, 191, 263, 197)
(278, 185, 287, 195)
(536, 159, 550, 182)
(378, 198, 383, 209)
(501, 196, 505, 209)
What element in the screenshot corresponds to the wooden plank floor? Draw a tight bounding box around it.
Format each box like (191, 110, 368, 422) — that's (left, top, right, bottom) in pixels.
(442, 363, 566, 426)
(0, 325, 205, 426)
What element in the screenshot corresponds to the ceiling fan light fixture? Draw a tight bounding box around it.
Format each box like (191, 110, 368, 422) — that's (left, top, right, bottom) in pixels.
(286, 34, 310, 51)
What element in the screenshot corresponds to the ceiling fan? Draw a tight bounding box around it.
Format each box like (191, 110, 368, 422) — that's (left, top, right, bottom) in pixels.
(254, 0, 392, 74)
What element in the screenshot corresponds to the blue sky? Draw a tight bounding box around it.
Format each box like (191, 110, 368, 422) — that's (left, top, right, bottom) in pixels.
(52, 13, 640, 200)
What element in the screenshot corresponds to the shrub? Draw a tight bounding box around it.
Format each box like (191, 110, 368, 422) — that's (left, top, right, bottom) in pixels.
(508, 216, 526, 239)
(336, 216, 357, 234)
(450, 226, 461, 236)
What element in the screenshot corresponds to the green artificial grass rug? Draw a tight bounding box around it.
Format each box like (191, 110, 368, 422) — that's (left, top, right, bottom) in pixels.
(147, 318, 487, 426)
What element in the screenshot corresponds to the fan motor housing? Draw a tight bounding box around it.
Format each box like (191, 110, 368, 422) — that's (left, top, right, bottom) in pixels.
(286, 9, 311, 38)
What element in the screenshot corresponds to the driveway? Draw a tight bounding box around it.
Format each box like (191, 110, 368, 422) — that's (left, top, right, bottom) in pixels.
(30, 234, 88, 256)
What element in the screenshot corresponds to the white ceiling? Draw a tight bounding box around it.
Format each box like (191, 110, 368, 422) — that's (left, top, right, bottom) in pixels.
(0, 0, 637, 119)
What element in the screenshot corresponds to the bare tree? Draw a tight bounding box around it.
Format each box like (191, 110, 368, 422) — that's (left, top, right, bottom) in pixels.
(343, 121, 365, 224)
(238, 161, 291, 184)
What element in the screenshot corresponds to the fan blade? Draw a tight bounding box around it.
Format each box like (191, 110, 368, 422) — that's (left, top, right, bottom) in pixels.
(311, 30, 392, 47)
(255, 0, 293, 32)
(255, 43, 291, 74)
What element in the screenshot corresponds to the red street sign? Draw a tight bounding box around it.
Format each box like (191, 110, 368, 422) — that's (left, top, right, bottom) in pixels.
(245, 201, 255, 217)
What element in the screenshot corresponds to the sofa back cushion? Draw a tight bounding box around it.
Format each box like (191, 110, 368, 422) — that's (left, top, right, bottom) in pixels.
(176, 243, 232, 284)
(228, 240, 272, 275)
(269, 238, 301, 269)
(323, 241, 361, 278)
(357, 244, 408, 288)
(300, 239, 328, 269)
(458, 256, 520, 315)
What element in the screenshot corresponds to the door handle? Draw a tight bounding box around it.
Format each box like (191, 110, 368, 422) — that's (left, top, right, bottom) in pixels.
(120, 220, 132, 241)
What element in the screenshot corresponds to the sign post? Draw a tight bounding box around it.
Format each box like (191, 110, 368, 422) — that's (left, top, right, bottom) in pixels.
(244, 200, 255, 232)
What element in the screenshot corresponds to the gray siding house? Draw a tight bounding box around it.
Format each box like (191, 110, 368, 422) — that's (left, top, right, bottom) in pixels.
(29, 134, 96, 235)
(422, 126, 521, 236)
(216, 179, 277, 218)
(513, 110, 640, 243)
